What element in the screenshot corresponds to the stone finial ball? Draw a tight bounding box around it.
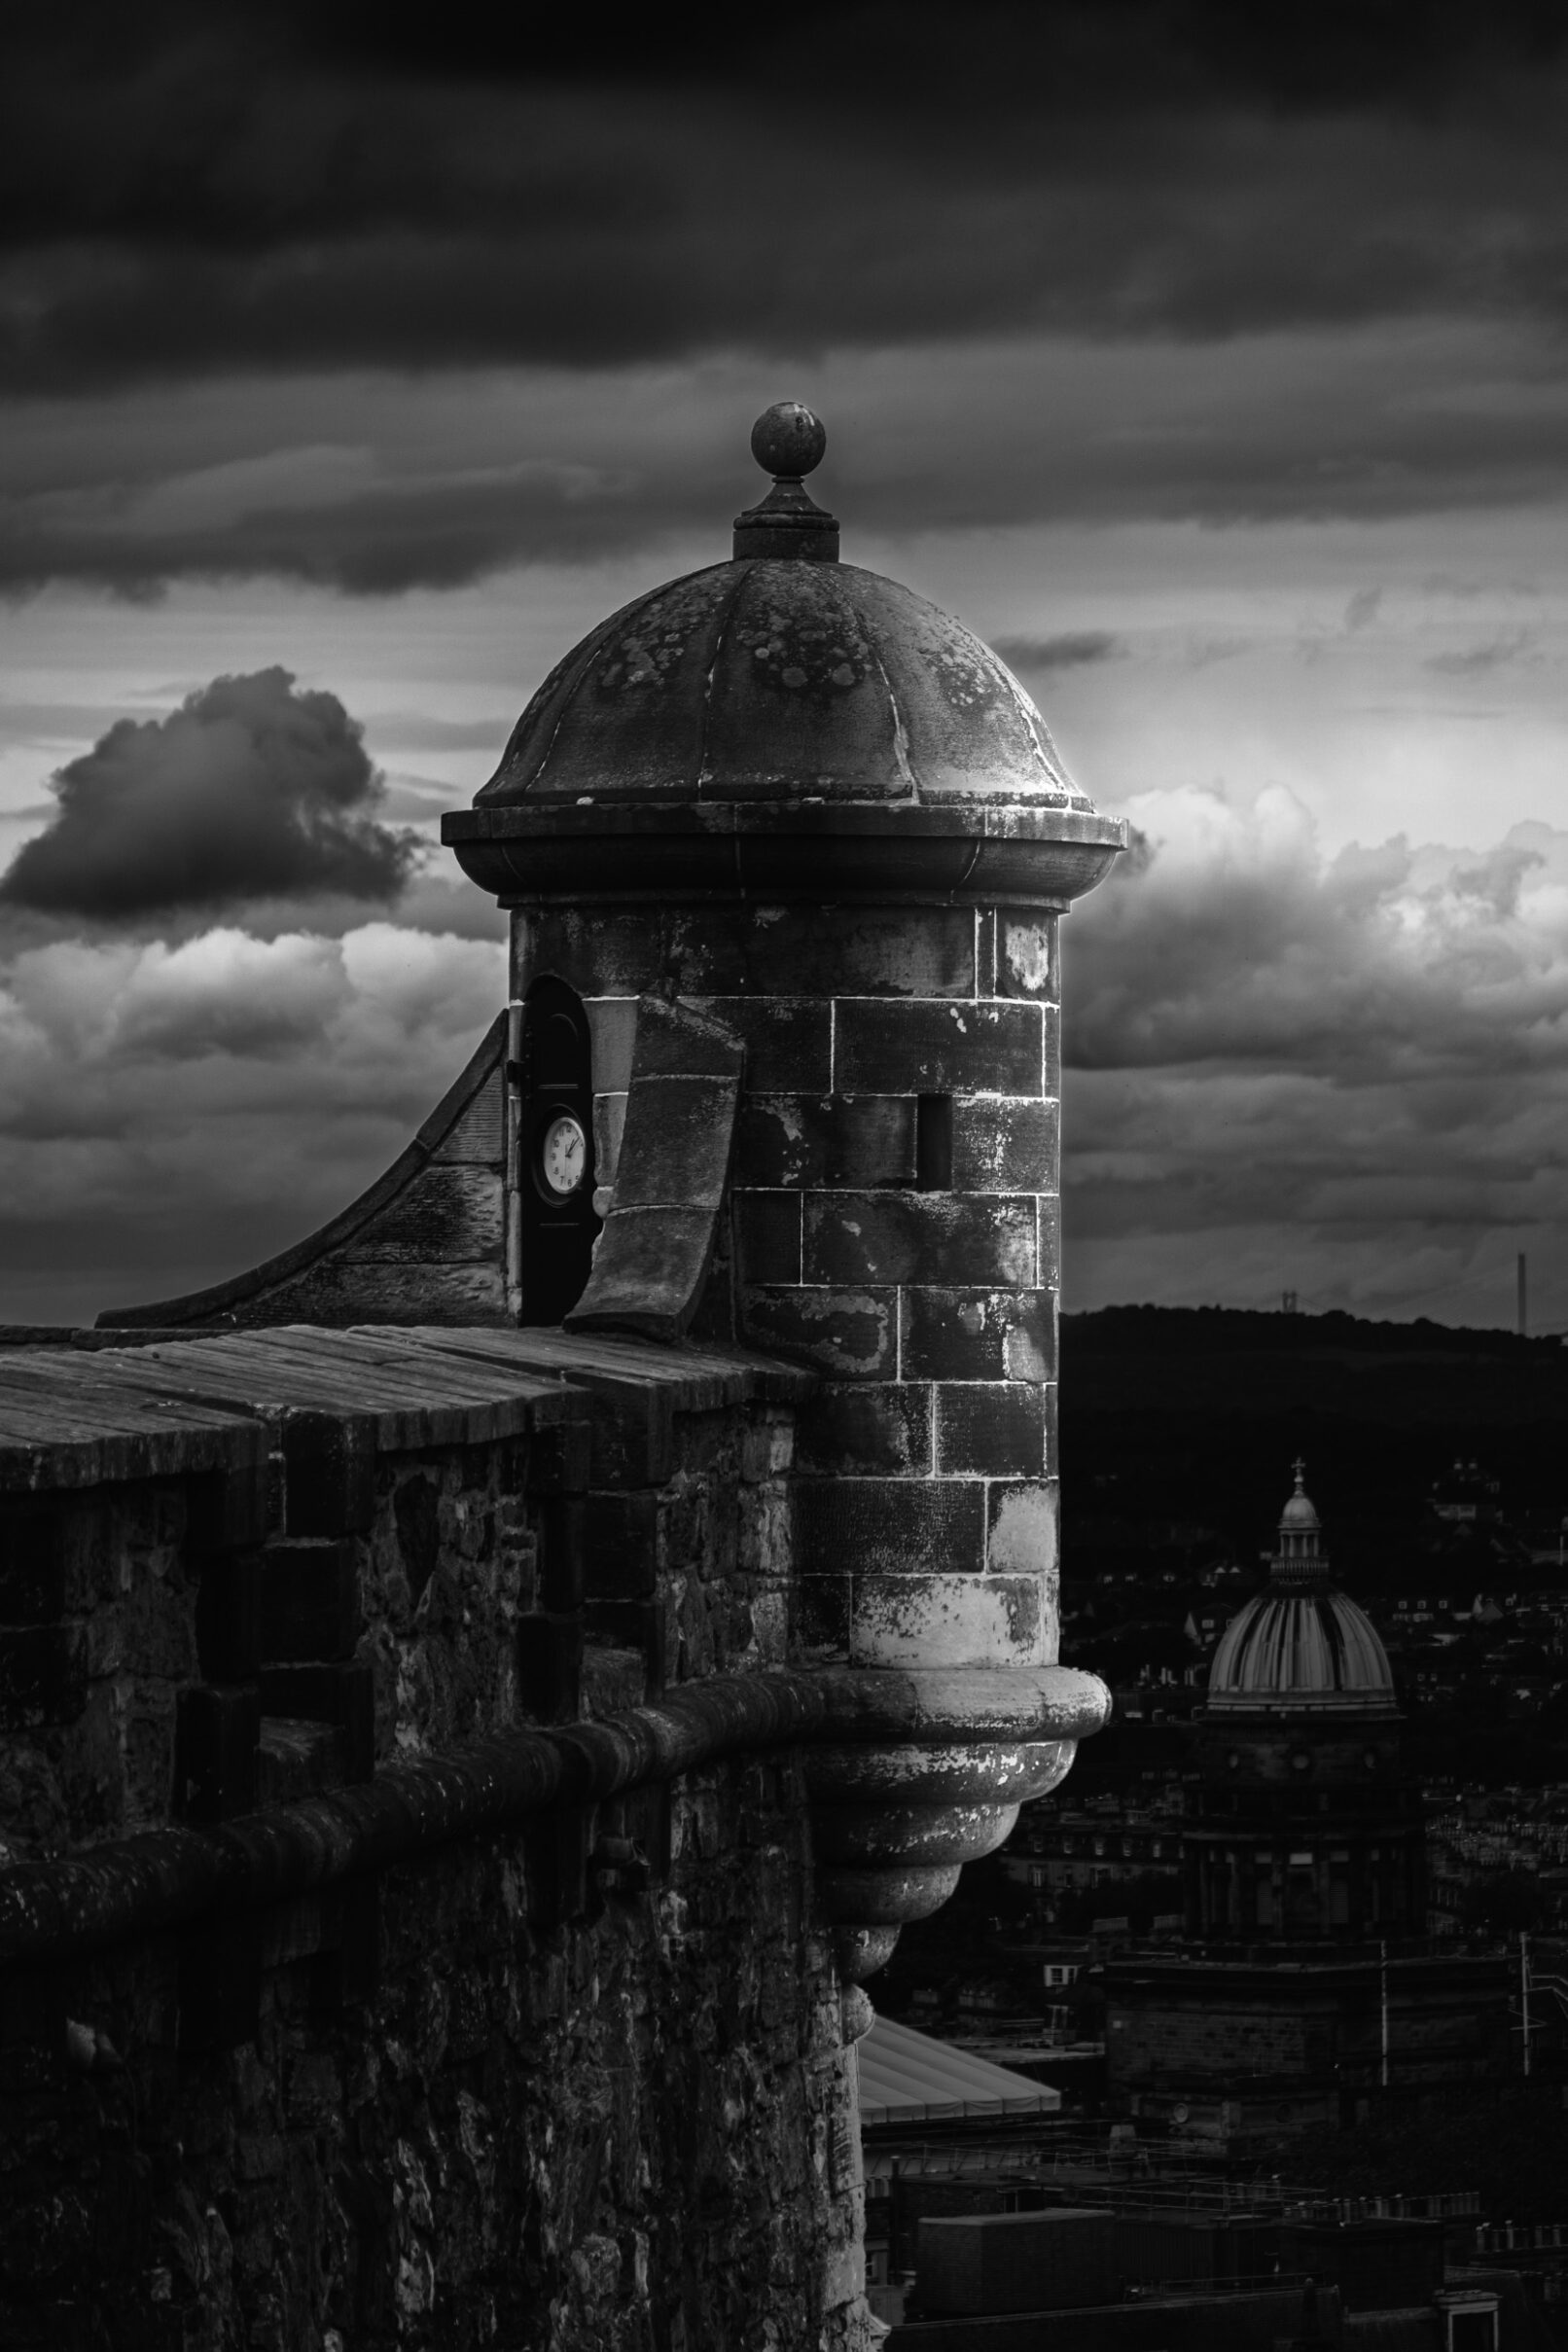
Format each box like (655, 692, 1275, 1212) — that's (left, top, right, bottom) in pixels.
(751, 402, 827, 480)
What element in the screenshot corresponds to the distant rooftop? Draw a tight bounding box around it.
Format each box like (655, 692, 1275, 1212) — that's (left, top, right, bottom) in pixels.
(857, 2012, 1061, 2128)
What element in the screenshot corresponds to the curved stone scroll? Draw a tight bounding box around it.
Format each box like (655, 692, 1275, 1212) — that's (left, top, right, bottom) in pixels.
(566, 997, 743, 1344)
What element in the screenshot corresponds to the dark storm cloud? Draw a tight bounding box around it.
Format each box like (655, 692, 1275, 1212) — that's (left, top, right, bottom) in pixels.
(1423, 630, 1536, 674)
(2, 4, 1567, 395)
(7, 325, 1568, 595)
(0, 668, 417, 916)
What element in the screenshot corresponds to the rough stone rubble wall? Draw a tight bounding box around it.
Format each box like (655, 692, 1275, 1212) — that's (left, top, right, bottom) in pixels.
(0, 1353, 870, 2352)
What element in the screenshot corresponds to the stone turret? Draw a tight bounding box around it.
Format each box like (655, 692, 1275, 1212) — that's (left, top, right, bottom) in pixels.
(445, 404, 1125, 1975)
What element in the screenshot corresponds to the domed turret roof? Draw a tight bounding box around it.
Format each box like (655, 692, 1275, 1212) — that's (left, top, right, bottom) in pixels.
(476, 405, 1092, 814)
(1206, 1462, 1397, 1715)
(444, 404, 1126, 909)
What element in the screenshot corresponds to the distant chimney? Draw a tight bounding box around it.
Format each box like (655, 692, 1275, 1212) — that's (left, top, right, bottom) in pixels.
(1517, 1253, 1527, 1338)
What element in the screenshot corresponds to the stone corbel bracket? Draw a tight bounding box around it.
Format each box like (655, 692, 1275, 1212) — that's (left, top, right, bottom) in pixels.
(807, 1662, 1111, 1978)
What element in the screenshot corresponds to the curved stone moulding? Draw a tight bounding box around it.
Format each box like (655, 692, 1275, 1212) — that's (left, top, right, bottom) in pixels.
(812, 1800, 1024, 1871)
(808, 1664, 1109, 1979)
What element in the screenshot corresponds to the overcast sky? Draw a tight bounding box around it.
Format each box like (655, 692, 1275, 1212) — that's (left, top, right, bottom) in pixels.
(2, 1, 1566, 1330)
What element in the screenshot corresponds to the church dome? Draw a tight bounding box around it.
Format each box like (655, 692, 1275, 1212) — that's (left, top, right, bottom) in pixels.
(1206, 1462, 1397, 1715)
(1206, 1587, 1397, 1714)
(445, 404, 1126, 908)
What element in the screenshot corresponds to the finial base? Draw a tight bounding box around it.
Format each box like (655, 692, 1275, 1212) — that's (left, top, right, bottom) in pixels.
(733, 476, 839, 561)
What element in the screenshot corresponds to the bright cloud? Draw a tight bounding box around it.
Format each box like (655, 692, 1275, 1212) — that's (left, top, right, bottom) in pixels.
(1063, 795, 1568, 1326)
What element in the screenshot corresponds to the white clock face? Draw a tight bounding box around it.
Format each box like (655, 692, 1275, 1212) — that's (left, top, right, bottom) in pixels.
(540, 1113, 587, 1198)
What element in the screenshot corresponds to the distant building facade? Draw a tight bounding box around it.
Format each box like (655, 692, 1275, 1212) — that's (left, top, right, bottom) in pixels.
(1104, 1467, 1511, 2149)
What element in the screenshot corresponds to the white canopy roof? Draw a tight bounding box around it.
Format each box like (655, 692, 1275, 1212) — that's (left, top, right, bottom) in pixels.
(857, 2013, 1063, 2127)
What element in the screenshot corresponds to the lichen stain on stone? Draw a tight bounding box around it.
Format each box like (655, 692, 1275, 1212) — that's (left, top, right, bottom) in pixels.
(988, 1481, 1058, 1581)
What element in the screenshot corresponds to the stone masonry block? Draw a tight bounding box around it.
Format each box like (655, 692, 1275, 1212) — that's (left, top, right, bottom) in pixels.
(952, 1098, 1058, 1194)
(584, 1600, 665, 1695)
(593, 1090, 627, 1188)
(611, 1072, 737, 1210)
(1039, 1196, 1061, 1293)
(524, 909, 664, 997)
(281, 1411, 376, 1538)
(1045, 1004, 1061, 1096)
(569, 994, 742, 1341)
(585, 1490, 658, 1601)
(803, 1194, 1035, 1287)
(995, 912, 1058, 1001)
(740, 1286, 895, 1378)
(986, 1479, 1060, 1581)
(196, 1547, 263, 1682)
(585, 996, 639, 1091)
(795, 1571, 851, 1654)
(0, 1504, 64, 1623)
(538, 1494, 587, 1611)
(734, 1094, 917, 1190)
(899, 1288, 1054, 1382)
(849, 1570, 1045, 1668)
(517, 1612, 585, 1725)
(797, 1383, 933, 1479)
(934, 1385, 1046, 1478)
(258, 1661, 374, 1780)
(794, 1479, 985, 1578)
(583, 1385, 675, 1488)
(568, 1205, 727, 1341)
(629, 994, 747, 1080)
(259, 1540, 360, 1664)
(734, 1192, 802, 1284)
(527, 1416, 592, 1495)
(834, 1000, 1043, 1096)
(531, 903, 980, 1001)
(185, 1462, 270, 1557)
(0, 1622, 86, 1729)
(706, 905, 978, 998)
(690, 998, 832, 1090)
(176, 1681, 261, 1822)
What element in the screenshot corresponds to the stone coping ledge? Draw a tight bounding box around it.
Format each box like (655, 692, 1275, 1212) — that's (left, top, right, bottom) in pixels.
(0, 1323, 812, 1494)
(445, 802, 1129, 843)
(0, 1663, 1108, 1969)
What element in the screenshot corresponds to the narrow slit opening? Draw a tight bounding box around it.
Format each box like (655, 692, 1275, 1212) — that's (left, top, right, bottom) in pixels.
(915, 1094, 953, 1191)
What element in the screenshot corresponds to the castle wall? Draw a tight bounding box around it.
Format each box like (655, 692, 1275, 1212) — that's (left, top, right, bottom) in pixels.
(0, 1330, 873, 2352)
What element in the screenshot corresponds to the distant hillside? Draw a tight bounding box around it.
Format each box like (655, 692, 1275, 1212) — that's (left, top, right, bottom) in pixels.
(1059, 1304, 1568, 1546)
(1062, 1304, 1568, 1429)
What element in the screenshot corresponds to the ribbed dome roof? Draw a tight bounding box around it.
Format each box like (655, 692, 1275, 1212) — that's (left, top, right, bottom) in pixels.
(476, 556, 1095, 813)
(1207, 1587, 1396, 1714)
(1206, 1459, 1397, 1714)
